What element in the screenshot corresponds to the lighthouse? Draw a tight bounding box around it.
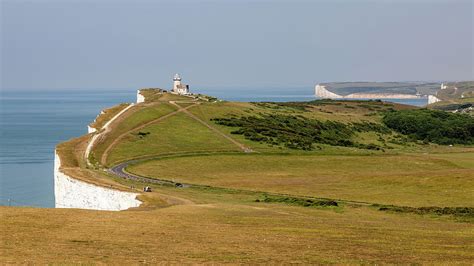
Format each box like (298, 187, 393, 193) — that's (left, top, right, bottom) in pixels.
(172, 73, 190, 95)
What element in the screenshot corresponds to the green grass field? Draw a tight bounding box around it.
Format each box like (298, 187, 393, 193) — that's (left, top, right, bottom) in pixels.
(107, 112, 241, 164)
(4, 91, 473, 263)
(90, 103, 178, 165)
(127, 152, 474, 207)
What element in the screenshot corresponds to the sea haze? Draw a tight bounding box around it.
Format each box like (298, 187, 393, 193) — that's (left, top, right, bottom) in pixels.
(0, 87, 427, 207)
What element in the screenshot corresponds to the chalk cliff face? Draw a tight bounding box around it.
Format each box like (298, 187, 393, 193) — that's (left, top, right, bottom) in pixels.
(346, 93, 420, 99)
(315, 84, 343, 98)
(87, 126, 97, 134)
(428, 95, 442, 104)
(84, 103, 134, 165)
(55, 92, 142, 211)
(87, 110, 105, 134)
(137, 90, 145, 103)
(315, 84, 423, 99)
(54, 151, 141, 211)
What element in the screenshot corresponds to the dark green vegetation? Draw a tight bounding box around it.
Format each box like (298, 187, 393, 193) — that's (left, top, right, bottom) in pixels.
(257, 195, 339, 208)
(254, 99, 395, 112)
(376, 205, 474, 219)
(212, 114, 388, 150)
(8, 91, 472, 264)
(257, 194, 473, 219)
(434, 103, 472, 112)
(211, 104, 474, 149)
(383, 109, 474, 145)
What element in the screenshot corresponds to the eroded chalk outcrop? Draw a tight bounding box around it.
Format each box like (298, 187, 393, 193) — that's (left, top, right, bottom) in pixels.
(428, 95, 442, 104)
(54, 151, 141, 211)
(346, 93, 420, 99)
(315, 84, 343, 98)
(84, 103, 134, 165)
(315, 84, 423, 99)
(137, 89, 145, 103)
(55, 90, 148, 211)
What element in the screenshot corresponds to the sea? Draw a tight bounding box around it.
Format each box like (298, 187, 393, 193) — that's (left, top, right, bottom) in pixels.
(0, 87, 428, 208)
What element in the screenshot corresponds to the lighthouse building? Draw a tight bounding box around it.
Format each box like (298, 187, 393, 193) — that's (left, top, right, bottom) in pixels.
(172, 73, 190, 95)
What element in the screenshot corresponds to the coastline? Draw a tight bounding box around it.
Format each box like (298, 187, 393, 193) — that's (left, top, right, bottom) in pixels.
(54, 90, 144, 211)
(54, 150, 141, 211)
(314, 84, 430, 100)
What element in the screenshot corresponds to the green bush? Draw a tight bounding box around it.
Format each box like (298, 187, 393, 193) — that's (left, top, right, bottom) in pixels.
(383, 109, 474, 145)
(212, 114, 385, 150)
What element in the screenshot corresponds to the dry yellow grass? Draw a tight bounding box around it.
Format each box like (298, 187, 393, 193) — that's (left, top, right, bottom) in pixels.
(89, 103, 129, 130)
(5, 93, 473, 263)
(127, 152, 474, 207)
(1, 203, 473, 264)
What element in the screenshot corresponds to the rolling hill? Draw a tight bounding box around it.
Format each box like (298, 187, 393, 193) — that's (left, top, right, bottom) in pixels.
(2, 90, 473, 264)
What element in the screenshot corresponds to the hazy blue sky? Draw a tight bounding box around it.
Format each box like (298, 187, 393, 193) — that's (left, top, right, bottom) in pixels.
(1, 0, 473, 90)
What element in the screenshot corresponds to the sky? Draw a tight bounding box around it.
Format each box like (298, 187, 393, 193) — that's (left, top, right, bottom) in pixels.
(1, 0, 473, 90)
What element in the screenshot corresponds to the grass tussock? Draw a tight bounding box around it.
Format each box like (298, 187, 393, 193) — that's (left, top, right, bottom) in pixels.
(257, 195, 339, 208)
(376, 205, 474, 219)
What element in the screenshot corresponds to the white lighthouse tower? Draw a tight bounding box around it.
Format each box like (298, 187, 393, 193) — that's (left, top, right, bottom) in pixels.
(172, 73, 189, 95)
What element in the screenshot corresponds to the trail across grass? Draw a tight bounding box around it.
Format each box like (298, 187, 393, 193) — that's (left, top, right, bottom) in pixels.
(126, 152, 474, 207)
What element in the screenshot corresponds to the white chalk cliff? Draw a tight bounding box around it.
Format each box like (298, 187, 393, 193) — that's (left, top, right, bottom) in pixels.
(87, 110, 105, 134)
(428, 95, 441, 104)
(137, 90, 145, 103)
(84, 103, 135, 165)
(315, 84, 343, 98)
(87, 126, 97, 134)
(54, 151, 141, 211)
(55, 92, 144, 211)
(315, 84, 422, 99)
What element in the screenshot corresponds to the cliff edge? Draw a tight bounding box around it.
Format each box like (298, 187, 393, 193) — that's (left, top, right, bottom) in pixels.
(315, 82, 439, 99)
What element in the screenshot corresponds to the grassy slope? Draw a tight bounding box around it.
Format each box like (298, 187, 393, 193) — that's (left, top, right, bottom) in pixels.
(186, 100, 411, 153)
(4, 92, 474, 263)
(2, 195, 473, 264)
(127, 153, 474, 207)
(429, 81, 474, 110)
(107, 112, 241, 164)
(437, 81, 474, 102)
(90, 103, 178, 165)
(89, 103, 129, 130)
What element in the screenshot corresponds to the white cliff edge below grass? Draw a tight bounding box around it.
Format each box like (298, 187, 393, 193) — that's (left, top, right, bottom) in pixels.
(84, 103, 135, 166)
(54, 151, 141, 211)
(315, 84, 424, 99)
(54, 91, 146, 211)
(428, 95, 442, 104)
(87, 125, 97, 134)
(137, 89, 145, 103)
(87, 110, 105, 133)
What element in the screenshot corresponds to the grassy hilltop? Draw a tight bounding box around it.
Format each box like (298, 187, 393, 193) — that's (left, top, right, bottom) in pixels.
(2, 90, 474, 264)
(429, 81, 474, 116)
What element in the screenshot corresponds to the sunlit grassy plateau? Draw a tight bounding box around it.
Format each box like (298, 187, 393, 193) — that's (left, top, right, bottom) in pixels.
(2, 90, 473, 263)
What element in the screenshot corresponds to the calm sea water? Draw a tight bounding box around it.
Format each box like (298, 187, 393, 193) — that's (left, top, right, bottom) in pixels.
(0, 87, 427, 207)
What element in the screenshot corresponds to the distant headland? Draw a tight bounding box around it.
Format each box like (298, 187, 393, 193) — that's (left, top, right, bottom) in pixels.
(315, 82, 440, 101)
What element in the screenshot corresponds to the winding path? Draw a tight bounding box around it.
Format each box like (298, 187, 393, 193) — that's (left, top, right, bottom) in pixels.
(100, 102, 196, 165)
(170, 101, 252, 152)
(110, 159, 177, 185)
(100, 101, 251, 165)
(85, 103, 136, 166)
(87, 97, 253, 190)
